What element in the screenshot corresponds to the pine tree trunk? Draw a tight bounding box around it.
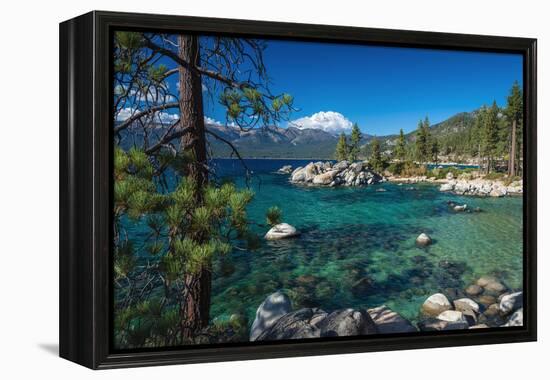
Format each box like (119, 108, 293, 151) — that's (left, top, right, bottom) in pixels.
(176, 34, 211, 340)
(509, 119, 517, 177)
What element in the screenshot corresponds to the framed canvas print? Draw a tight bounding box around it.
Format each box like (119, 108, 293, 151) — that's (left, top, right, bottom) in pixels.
(59, 11, 537, 369)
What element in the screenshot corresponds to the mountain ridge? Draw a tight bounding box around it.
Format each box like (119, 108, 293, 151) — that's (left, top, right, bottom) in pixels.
(207, 110, 477, 159)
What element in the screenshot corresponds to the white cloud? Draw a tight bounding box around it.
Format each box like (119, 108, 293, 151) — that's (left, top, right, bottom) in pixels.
(115, 107, 178, 124)
(204, 116, 237, 128)
(289, 111, 353, 135)
(204, 116, 223, 127)
(115, 107, 136, 121)
(157, 111, 179, 123)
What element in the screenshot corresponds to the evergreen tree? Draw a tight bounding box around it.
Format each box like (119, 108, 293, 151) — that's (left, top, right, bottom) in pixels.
(505, 81, 523, 177)
(369, 137, 384, 172)
(394, 128, 406, 161)
(348, 123, 362, 161)
(482, 101, 500, 174)
(113, 31, 294, 343)
(415, 118, 430, 163)
(431, 137, 440, 165)
(335, 133, 349, 161)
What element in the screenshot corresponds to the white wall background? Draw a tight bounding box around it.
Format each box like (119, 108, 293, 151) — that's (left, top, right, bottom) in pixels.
(0, 0, 547, 378)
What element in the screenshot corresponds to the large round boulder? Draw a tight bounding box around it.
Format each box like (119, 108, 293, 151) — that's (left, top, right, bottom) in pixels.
(453, 298, 480, 314)
(317, 308, 378, 337)
(437, 310, 467, 323)
(255, 308, 327, 341)
(416, 233, 432, 247)
(265, 223, 300, 240)
(249, 291, 292, 341)
(421, 293, 452, 317)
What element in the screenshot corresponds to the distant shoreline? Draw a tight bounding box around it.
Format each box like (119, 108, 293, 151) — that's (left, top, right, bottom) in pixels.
(211, 157, 480, 167)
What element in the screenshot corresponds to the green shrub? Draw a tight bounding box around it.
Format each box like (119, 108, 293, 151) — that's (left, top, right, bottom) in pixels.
(427, 167, 476, 180)
(266, 206, 282, 227)
(387, 161, 427, 177)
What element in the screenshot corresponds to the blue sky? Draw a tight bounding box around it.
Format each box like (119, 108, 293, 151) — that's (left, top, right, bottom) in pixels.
(136, 37, 523, 136)
(210, 40, 522, 136)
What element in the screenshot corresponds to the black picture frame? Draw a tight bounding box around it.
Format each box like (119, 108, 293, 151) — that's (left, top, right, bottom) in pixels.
(59, 10, 537, 369)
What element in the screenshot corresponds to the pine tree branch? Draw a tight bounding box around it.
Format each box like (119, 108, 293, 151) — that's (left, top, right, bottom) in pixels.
(143, 37, 250, 90)
(114, 101, 180, 133)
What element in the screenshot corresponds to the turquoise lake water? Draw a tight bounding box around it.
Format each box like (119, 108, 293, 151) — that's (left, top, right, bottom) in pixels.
(208, 159, 523, 325)
(121, 158, 524, 327)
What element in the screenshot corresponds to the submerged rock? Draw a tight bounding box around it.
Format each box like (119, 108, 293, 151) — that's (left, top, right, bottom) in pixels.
(250, 291, 292, 341)
(265, 223, 300, 240)
(367, 305, 417, 334)
(465, 284, 483, 296)
(477, 294, 497, 306)
(351, 277, 374, 296)
(416, 233, 432, 247)
(483, 280, 507, 295)
(421, 293, 452, 317)
(453, 298, 480, 314)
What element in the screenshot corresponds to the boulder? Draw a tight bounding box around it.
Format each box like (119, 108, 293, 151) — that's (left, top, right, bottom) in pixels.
(437, 310, 467, 323)
(416, 233, 432, 247)
(277, 165, 293, 174)
(421, 293, 452, 317)
(313, 170, 339, 185)
(483, 280, 507, 294)
(333, 160, 349, 171)
(453, 298, 480, 314)
(255, 308, 326, 341)
(440, 183, 454, 192)
(303, 163, 319, 182)
(502, 308, 523, 327)
(477, 295, 497, 306)
(367, 305, 417, 334)
(290, 167, 305, 182)
(250, 291, 292, 341)
(490, 187, 507, 197)
(483, 303, 500, 317)
(317, 308, 378, 337)
(499, 292, 523, 315)
(453, 204, 468, 212)
(446, 172, 455, 180)
(418, 318, 469, 331)
(351, 277, 374, 296)
(454, 182, 471, 194)
(476, 275, 497, 287)
(465, 284, 483, 296)
(265, 223, 300, 240)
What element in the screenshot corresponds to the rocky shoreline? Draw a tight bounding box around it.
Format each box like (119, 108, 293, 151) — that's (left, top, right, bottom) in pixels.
(288, 160, 385, 187)
(278, 162, 523, 196)
(249, 275, 523, 341)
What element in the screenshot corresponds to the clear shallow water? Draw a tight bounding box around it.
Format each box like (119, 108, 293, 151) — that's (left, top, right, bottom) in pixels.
(121, 159, 523, 327)
(208, 159, 523, 325)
